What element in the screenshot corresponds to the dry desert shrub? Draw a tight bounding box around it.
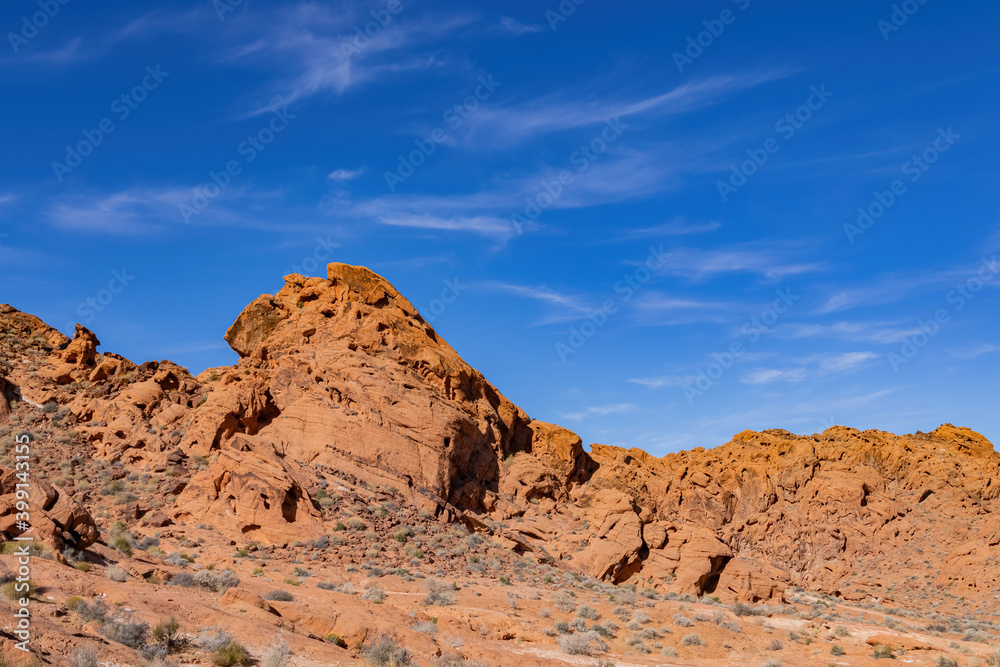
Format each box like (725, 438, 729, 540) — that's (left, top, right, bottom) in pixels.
(362, 586, 387, 603)
(557, 633, 592, 656)
(423, 579, 455, 606)
(673, 613, 693, 627)
(260, 641, 292, 667)
(265, 589, 294, 601)
(197, 626, 234, 651)
(69, 648, 99, 667)
(364, 635, 414, 667)
(101, 612, 149, 649)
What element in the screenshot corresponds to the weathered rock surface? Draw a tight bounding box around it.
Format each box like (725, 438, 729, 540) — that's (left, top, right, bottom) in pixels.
(1, 264, 998, 606)
(0, 468, 99, 552)
(173, 434, 325, 544)
(180, 266, 539, 521)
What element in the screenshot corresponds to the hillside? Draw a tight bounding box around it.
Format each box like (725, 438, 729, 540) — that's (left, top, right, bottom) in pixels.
(1, 264, 998, 666)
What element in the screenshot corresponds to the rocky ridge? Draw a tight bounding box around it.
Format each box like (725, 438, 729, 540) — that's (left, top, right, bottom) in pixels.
(1, 264, 999, 665)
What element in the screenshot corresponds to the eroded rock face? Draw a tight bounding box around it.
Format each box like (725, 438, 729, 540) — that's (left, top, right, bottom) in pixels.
(570, 424, 1000, 598)
(48, 325, 101, 385)
(173, 435, 324, 545)
(573, 491, 644, 581)
(181, 266, 539, 517)
(0, 469, 99, 552)
(1, 265, 998, 604)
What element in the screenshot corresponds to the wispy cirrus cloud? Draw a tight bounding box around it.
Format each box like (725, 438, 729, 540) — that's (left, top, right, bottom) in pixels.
(562, 403, 637, 421)
(614, 217, 721, 241)
(42, 187, 309, 234)
(0, 36, 85, 66)
(44, 188, 191, 234)
(662, 244, 828, 281)
(629, 374, 700, 390)
(228, 5, 476, 115)
(945, 343, 1000, 360)
(484, 280, 741, 328)
(635, 295, 734, 311)
(480, 282, 592, 313)
(740, 351, 878, 385)
(327, 167, 367, 181)
(347, 147, 676, 238)
(359, 211, 517, 238)
(497, 16, 542, 35)
(630, 292, 738, 325)
(814, 262, 1000, 314)
(0, 7, 206, 67)
(460, 70, 794, 146)
(775, 320, 924, 344)
(476, 281, 611, 326)
(116, 7, 209, 40)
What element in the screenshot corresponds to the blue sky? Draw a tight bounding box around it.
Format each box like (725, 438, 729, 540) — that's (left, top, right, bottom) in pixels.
(2, 0, 998, 453)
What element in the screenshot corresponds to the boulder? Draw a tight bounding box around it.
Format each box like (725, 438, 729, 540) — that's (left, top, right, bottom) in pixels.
(0, 469, 99, 551)
(573, 502, 644, 582)
(527, 420, 590, 483)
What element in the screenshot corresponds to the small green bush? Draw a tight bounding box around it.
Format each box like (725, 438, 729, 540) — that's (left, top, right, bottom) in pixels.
(1, 579, 36, 601)
(873, 645, 895, 659)
(212, 641, 251, 667)
(153, 617, 181, 650)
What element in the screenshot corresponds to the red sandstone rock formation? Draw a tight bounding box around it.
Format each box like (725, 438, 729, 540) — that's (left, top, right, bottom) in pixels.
(1, 264, 998, 606)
